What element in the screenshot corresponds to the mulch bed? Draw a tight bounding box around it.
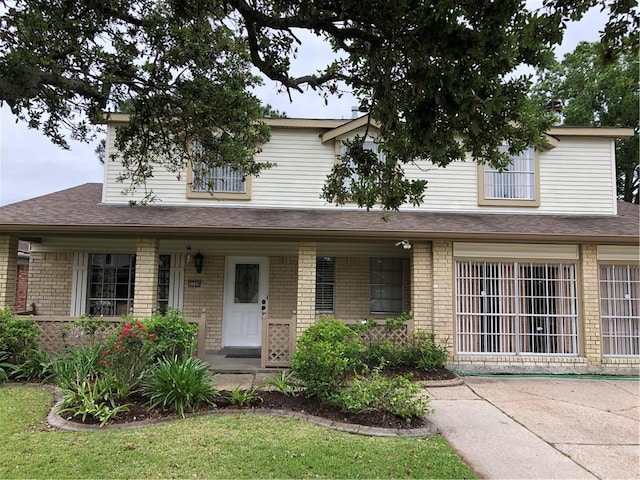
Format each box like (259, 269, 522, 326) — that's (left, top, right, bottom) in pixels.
(60, 367, 457, 430)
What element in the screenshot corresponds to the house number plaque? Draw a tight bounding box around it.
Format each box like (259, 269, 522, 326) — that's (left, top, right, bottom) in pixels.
(187, 280, 202, 288)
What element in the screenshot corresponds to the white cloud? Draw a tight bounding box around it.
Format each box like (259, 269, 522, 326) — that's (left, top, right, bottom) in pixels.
(0, 6, 608, 205)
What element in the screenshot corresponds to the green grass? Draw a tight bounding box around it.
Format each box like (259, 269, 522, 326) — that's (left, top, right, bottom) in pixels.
(0, 385, 475, 479)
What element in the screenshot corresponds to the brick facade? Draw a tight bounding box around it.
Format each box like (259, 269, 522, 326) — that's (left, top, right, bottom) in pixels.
(410, 242, 432, 330)
(27, 251, 74, 316)
(334, 257, 370, 320)
(0, 235, 18, 308)
(431, 240, 454, 346)
(182, 255, 224, 350)
(132, 239, 160, 318)
(295, 242, 316, 336)
(268, 256, 298, 320)
(14, 263, 28, 312)
(581, 244, 602, 367)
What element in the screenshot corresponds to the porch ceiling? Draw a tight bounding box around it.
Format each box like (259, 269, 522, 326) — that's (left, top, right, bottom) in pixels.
(0, 183, 638, 245)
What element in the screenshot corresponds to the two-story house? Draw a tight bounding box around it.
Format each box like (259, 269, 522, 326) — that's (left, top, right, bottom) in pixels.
(0, 115, 637, 374)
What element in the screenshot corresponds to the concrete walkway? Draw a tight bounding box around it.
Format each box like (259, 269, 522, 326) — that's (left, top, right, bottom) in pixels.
(211, 373, 639, 478)
(426, 377, 640, 479)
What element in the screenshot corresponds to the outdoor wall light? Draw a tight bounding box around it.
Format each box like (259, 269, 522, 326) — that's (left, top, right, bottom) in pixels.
(395, 239, 412, 250)
(194, 252, 204, 273)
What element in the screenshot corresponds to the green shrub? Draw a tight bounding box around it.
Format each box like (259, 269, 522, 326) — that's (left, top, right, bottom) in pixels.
(101, 320, 154, 393)
(62, 314, 115, 347)
(142, 356, 218, 417)
(228, 386, 262, 407)
(53, 344, 134, 425)
(331, 368, 432, 422)
(290, 316, 364, 400)
(405, 331, 448, 370)
(0, 351, 17, 382)
(143, 309, 197, 361)
(362, 340, 406, 369)
(58, 374, 131, 427)
(13, 346, 52, 381)
(265, 371, 298, 396)
(0, 307, 39, 364)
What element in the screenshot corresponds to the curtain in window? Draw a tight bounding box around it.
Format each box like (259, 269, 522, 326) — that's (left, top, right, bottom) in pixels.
(484, 146, 535, 200)
(456, 261, 578, 355)
(600, 264, 640, 356)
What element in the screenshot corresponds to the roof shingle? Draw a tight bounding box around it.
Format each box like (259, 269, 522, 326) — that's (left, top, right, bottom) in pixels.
(0, 183, 637, 244)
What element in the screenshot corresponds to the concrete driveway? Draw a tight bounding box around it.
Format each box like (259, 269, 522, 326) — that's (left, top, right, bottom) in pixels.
(426, 376, 639, 479)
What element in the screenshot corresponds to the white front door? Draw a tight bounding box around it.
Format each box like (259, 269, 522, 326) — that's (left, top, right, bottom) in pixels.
(222, 256, 269, 347)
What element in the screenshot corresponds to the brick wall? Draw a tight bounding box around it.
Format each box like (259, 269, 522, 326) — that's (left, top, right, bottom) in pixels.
(581, 244, 602, 366)
(410, 242, 432, 330)
(269, 256, 297, 319)
(432, 240, 454, 346)
(14, 263, 28, 312)
(27, 252, 74, 316)
(334, 257, 370, 320)
(296, 243, 316, 336)
(0, 235, 18, 307)
(132, 239, 159, 318)
(182, 255, 224, 350)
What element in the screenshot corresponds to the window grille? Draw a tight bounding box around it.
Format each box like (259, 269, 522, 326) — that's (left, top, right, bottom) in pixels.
(599, 264, 639, 356)
(370, 258, 403, 314)
(455, 261, 578, 355)
(191, 141, 245, 193)
(157, 255, 171, 313)
(315, 257, 335, 313)
(339, 140, 386, 189)
(88, 254, 172, 316)
(484, 146, 535, 200)
(88, 254, 136, 316)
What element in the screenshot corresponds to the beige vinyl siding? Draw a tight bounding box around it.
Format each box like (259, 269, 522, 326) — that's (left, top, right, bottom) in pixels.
(103, 126, 336, 207)
(537, 137, 615, 214)
(103, 125, 617, 215)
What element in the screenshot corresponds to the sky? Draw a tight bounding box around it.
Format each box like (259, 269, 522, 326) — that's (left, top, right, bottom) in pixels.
(0, 4, 608, 206)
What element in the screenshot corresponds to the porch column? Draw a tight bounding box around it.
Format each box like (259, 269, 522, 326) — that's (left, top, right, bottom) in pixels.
(133, 238, 159, 318)
(410, 242, 433, 330)
(432, 240, 454, 347)
(581, 244, 602, 367)
(296, 242, 316, 336)
(0, 235, 18, 308)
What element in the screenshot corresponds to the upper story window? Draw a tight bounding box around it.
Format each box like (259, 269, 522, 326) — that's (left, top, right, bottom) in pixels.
(338, 139, 385, 190)
(187, 142, 251, 200)
(478, 146, 540, 207)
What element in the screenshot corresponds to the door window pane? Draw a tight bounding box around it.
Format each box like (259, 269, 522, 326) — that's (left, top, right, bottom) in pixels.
(235, 264, 259, 303)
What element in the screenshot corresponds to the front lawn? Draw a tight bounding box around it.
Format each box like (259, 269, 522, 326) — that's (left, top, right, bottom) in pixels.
(1, 385, 475, 479)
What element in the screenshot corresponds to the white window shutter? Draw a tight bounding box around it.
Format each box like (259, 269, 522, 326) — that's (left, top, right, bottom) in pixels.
(169, 254, 185, 310)
(70, 252, 89, 316)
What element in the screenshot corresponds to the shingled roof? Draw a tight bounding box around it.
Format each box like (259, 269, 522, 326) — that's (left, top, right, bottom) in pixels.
(0, 183, 638, 244)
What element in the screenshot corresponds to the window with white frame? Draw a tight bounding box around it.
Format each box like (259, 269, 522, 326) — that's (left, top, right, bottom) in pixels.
(190, 141, 246, 194)
(192, 165, 246, 193)
(599, 264, 639, 356)
(315, 257, 335, 313)
(339, 140, 386, 189)
(87, 254, 172, 316)
(456, 261, 578, 355)
(483, 146, 536, 201)
(157, 255, 171, 313)
(88, 254, 136, 316)
(370, 258, 403, 314)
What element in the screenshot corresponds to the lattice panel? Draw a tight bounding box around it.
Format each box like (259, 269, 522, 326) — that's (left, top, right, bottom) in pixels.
(263, 319, 295, 367)
(34, 318, 121, 353)
(360, 325, 410, 346)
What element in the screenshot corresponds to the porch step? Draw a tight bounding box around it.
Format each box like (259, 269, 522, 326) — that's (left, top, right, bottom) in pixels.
(216, 347, 261, 358)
